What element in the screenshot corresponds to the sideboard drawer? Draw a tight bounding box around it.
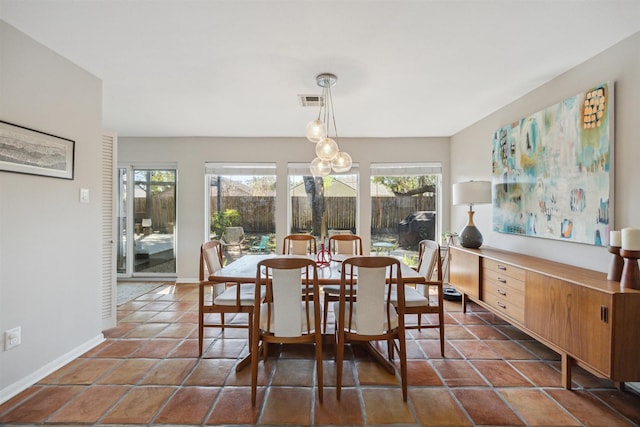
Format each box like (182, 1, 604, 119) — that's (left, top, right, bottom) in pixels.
(483, 291, 525, 323)
(482, 266, 525, 323)
(483, 258, 526, 281)
(483, 268, 525, 293)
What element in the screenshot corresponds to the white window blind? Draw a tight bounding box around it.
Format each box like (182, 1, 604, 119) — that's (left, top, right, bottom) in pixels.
(205, 162, 276, 176)
(287, 162, 360, 176)
(370, 162, 442, 176)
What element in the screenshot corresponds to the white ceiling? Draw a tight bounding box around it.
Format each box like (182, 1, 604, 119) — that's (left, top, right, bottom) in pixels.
(1, 0, 639, 138)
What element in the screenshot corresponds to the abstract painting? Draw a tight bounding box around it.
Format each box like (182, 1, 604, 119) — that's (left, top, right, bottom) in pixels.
(491, 82, 612, 246)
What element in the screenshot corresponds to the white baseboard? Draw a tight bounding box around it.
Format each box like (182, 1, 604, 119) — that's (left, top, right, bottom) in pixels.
(0, 334, 105, 405)
(176, 277, 199, 284)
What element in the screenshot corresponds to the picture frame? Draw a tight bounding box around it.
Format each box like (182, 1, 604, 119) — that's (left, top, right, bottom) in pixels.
(0, 120, 75, 180)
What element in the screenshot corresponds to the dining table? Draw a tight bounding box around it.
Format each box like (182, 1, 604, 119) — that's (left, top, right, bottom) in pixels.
(212, 253, 426, 372)
(212, 253, 426, 285)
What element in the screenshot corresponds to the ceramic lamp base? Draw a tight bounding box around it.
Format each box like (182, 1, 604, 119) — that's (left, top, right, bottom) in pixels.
(459, 209, 483, 249)
(459, 224, 483, 249)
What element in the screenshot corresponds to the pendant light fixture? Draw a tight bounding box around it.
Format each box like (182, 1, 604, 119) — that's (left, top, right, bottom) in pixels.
(305, 73, 352, 176)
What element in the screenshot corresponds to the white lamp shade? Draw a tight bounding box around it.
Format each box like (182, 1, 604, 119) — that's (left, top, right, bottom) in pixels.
(310, 157, 332, 176)
(305, 119, 326, 143)
(452, 181, 492, 205)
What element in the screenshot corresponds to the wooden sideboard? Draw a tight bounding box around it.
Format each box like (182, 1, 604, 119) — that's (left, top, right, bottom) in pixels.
(449, 245, 640, 389)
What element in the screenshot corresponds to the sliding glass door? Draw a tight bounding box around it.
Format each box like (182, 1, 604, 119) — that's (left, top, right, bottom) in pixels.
(117, 165, 177, 277)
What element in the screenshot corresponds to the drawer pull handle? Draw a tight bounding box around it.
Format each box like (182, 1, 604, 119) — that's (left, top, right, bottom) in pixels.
(498, 277, 507, 283)
(497, 289, 507, 296)
(497, 302, 507, 309)
(497, 265, 507, 270)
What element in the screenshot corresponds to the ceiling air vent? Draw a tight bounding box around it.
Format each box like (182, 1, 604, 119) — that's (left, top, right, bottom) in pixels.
(298, 94, 325, 107)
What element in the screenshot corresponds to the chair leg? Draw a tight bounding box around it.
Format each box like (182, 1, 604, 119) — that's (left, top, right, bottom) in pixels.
(220, 313, 225, 331)
(398, 331, 408, 402)
(198, 286, 204, 357)
(250, 331, 260, 406)
(417, 313, 422, 331)
(323, 296, 333, 334)
(315, 333, 323, 403)
(438, 310, 445, 357)
(336, 331, 344, 401)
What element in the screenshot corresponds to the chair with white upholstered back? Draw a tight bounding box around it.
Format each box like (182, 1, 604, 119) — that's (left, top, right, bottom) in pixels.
(322, 234, 363, 332)
(282, 233, 317, 255)
(199, 240, 262, 356)
(251, 256, 323, 405)
(389, 239, 445, 356)
(334, 255, 407, 401)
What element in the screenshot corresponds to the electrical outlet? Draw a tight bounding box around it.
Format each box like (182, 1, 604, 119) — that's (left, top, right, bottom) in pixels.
(4, 327, 21, 350)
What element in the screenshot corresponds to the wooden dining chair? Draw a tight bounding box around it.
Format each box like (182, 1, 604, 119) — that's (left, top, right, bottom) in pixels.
(282, 233, 317, 255)
(334, 256, 407, 401)
(328, 234, 363, 258)
(251, 256, 323, 405)
(199, 240, 261, 356)
(322, 234, 363, 332)
(389, 239, 445, 356)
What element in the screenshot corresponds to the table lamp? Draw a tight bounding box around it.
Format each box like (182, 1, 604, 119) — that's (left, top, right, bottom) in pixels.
(452, 180, 492, 249)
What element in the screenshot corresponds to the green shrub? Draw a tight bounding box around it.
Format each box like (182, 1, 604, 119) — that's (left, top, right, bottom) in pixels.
(210, 209, 241, 237)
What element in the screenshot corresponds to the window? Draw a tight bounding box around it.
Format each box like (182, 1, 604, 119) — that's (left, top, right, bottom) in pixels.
(370, 163, 442, 266)
(288, 164, 359, 243)
(205, 163, 276, 260)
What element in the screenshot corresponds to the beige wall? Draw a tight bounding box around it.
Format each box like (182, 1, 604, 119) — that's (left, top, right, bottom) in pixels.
(118, 137, 452, 281)
(0, 21, 104, 400)
(451, 31, 640, 272)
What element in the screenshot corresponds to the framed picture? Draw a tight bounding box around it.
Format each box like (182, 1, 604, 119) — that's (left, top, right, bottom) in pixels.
(491, 82, 613, 246)
(0, 120, 75, 180)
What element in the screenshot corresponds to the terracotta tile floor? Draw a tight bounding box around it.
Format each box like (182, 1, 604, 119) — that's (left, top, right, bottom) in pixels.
(1, 283, 640, 426)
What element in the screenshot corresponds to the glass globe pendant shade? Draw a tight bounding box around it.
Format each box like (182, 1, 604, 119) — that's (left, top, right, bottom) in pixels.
(305, 119, 326, 143)
(310, 157, 332, 177)
(332, 151, 352, 173)
(316, 137, 339, 161)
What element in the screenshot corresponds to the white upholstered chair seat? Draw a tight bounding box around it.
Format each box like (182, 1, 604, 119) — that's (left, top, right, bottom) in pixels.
(259, 301, 319, 334)
(332, 301, 398, 333)
(322, 284, 356, 296)
(214, 283, 264, 306)
(387, 284, 429, 308)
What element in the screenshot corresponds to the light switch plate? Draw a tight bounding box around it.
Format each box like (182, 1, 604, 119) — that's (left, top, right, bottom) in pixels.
(80, 188, 90, 203)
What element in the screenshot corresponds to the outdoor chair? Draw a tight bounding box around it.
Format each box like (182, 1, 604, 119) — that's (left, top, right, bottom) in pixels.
(334, 256, 407, 401)
(220, 226, 245, 254)
(251, 256, 323, 405)
(251, 235, 270, 253)
(390, 239, 445, 356)
(282, 233, 317, 255)
(199, 240, 262, 356)
(322, 234, 363, 332)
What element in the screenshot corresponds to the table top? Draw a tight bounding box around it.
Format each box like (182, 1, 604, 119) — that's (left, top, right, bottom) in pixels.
(212, 254, 425, 285)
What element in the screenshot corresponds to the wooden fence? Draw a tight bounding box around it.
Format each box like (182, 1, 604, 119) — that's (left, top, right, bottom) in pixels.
(134, 197, 175, 232)
(213, 195, 435, 234)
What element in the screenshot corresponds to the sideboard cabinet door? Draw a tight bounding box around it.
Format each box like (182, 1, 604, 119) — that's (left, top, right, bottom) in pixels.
(525, 271, 612, 376)
(449, 247, 480, 299)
